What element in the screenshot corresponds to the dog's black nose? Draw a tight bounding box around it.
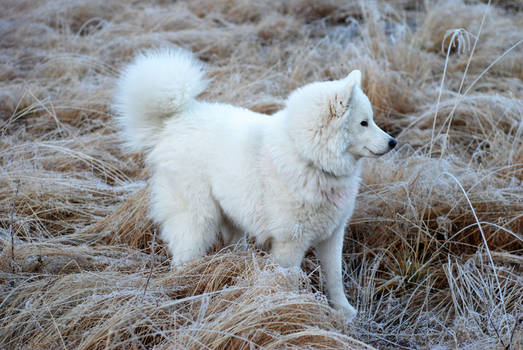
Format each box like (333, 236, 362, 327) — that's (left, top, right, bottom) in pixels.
(388, 138, 397, 149)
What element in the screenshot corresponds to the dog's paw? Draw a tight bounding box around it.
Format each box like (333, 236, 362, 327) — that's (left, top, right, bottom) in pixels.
(332, 300, 357, 322)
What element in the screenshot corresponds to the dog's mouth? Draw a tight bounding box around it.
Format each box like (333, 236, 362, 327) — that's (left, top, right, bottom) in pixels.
(365, 147, 388, 157)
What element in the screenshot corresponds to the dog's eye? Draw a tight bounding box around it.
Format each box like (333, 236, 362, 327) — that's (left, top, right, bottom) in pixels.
(360, 121, 368, 127)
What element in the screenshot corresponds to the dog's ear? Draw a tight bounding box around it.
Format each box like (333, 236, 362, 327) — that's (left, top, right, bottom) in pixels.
(344, 70, 361, 87)
(341, 70, 361, 105)
(327, 70, 362, 122)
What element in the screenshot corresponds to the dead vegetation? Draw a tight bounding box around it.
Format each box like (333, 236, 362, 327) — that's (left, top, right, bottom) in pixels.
(0, 0, 522, 349)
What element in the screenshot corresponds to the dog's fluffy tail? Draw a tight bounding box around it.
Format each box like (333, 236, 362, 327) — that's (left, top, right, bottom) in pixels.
(114, 48, 207, 152)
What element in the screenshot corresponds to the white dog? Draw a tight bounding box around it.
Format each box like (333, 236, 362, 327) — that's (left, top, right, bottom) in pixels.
(114, 49, 396, 320)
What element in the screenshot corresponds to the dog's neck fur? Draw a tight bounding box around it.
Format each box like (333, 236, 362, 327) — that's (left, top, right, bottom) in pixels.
(267, 125, 361, 203)
(320, 165, 345, 179)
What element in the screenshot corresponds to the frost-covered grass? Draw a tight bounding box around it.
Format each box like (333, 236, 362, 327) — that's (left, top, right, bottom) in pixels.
(1, 0, 522, 349)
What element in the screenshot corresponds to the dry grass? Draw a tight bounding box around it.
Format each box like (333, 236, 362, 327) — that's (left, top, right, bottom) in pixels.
(1, 0, 522, 349)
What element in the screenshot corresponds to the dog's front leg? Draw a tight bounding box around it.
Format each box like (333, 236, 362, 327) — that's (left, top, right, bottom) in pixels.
(271, 239, 307, 268)
(316, 226, 357, 321)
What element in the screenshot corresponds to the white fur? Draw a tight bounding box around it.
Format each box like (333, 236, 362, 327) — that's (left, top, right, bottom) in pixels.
(114, 48, 396, 321)
(113, 49, 208, 152)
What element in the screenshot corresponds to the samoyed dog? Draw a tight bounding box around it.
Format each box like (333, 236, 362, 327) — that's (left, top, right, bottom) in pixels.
(114, 49, 396, 320)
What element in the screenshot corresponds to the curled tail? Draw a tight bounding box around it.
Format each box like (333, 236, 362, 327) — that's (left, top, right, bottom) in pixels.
(113, 48, 207, 152)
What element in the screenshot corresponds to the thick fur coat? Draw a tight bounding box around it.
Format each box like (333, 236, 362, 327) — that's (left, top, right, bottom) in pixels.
(114, 49, 396, 320)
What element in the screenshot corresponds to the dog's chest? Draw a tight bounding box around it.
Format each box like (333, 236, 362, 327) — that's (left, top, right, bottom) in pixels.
(322, 185, 354, 207)
(290, 183, 358, 242)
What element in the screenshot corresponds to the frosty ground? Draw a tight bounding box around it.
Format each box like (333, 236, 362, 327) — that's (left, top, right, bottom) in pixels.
(0, 0, 522, 349)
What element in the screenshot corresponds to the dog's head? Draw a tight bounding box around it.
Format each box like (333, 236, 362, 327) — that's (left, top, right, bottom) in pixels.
(284, 70, 396, 176)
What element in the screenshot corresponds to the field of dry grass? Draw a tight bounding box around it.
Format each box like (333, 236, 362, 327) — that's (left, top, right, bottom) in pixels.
(1, 0, 522, 349)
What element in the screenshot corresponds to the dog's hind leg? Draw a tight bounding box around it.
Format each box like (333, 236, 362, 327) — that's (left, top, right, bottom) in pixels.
(162, 211, 219, 265)
(270, 239, 307, 268)
(151, 174, 221, 265)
